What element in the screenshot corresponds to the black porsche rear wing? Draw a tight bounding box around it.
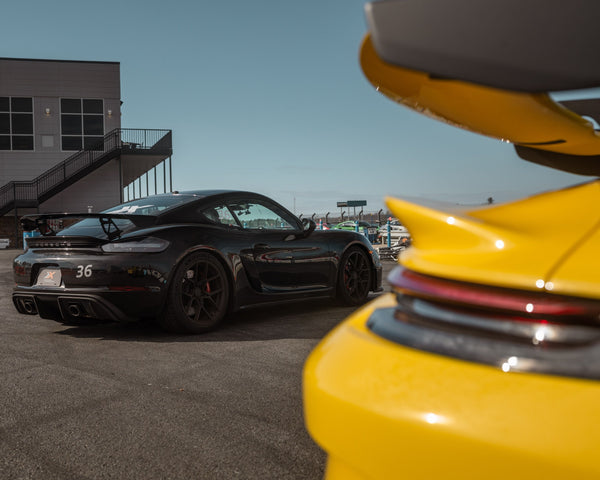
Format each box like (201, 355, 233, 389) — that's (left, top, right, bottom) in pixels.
(20, 213, 157, 239)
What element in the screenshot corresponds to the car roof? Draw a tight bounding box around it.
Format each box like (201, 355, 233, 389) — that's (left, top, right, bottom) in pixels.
(163, 189, 244, 197)
(144, 190, 298, 220)
(147, 190, 276, 202)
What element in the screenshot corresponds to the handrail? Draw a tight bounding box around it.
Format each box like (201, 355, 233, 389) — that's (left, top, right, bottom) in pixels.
(0, 128, 172, 215)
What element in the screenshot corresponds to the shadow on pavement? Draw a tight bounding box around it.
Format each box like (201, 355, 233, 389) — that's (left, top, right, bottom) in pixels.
(54, 293, 383, 343)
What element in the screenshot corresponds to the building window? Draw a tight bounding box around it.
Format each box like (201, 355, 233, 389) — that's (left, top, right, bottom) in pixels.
(0, 97, 34, 150)
(60, 98, 104, 151)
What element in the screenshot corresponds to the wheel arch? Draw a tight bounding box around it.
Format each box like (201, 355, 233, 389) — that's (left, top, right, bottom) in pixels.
(340, 240, 377, 267)
(169, 246, 237, 314)
(337, 241, 379, 297)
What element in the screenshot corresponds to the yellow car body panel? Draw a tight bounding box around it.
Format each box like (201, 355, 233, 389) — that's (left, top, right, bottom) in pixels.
(360, 35, 600, 156)
(386, 180, 600, 299)
(304, 295, 600, 480)
(550, 225, 600, 298)
(304, 22, 600, 480)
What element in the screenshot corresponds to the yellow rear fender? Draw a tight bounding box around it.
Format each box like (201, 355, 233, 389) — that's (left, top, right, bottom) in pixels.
(386, 180, 600, 297)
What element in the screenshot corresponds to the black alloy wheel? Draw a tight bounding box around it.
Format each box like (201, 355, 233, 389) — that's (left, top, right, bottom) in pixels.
(337, 246, 372, 306)
(159, 252, 229, 333)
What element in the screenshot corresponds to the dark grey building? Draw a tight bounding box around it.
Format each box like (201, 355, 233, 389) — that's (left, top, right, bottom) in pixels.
(0, 57, 172, 247)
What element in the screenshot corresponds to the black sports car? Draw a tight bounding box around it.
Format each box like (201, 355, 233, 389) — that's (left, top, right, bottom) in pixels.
(13, 190, 383, 333)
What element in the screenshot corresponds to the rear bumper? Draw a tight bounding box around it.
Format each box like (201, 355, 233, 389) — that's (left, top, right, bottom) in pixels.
(303, 293, 600, 480)
(12, 248, 170, 324)
(13, 287, 161, 323)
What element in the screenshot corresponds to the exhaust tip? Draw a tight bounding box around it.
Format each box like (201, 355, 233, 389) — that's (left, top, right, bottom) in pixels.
(67, 304, 82, 317)
(14, 296, 38, 315)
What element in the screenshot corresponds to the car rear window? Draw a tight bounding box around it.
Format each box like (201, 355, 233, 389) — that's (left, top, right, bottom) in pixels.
(56, 195, 200, 238)
(58, 217, 136, 238)
(103, 194, 198, 216)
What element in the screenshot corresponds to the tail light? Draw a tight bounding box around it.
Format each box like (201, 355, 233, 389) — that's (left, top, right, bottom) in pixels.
(389, 267, 600, 324)
(367, 266, 600, 379)
(101, 237, 169, 253)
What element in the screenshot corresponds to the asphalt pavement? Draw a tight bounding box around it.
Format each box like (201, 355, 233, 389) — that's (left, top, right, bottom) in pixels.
(0, 248, 395, 480)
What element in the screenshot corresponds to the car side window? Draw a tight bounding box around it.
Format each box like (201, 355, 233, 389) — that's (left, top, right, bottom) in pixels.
(228, 201, 296, 230)
(200, 204, 239, 227)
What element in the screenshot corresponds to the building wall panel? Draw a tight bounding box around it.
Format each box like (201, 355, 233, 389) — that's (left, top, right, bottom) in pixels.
(0, 58, 122, 187)
(40, 160, 121, 213)
(0, 59, 120, 98)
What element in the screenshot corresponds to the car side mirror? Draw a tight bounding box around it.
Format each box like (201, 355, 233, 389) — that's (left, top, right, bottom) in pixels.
(284, 218, 316, 241)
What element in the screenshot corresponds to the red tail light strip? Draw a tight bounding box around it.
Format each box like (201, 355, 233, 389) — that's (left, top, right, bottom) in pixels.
(388, 266, 599, 320)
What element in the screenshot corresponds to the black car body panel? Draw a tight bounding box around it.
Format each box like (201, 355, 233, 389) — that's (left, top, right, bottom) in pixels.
(13, 190, 382, 332)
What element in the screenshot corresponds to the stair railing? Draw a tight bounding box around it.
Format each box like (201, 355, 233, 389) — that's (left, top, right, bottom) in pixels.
(0, 128, 171, 215)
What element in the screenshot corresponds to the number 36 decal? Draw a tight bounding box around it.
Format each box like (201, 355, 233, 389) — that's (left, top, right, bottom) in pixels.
(76, 264, 93, 278)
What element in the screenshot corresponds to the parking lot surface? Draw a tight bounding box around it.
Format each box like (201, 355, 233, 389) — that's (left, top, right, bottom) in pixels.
(0, 249, 394, 480)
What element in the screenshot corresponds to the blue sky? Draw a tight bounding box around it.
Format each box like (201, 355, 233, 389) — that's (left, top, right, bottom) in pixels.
(2, 0, 591, 215)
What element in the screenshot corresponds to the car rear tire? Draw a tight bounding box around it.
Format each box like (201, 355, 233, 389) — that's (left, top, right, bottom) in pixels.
(336, 246, 372, 306)
(159, 252, 229, 333)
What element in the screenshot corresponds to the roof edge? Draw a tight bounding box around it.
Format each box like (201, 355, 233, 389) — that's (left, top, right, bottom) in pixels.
(0, 57, 119, 65)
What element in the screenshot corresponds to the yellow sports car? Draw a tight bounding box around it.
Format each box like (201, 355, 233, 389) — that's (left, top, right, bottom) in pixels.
(304, 1, 600, 478)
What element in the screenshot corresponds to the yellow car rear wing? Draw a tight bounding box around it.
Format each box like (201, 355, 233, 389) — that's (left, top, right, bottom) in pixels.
(361, 35, 600, 175)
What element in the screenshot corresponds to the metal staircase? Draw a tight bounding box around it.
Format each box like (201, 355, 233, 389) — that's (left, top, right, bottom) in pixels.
(0, 128, 172, 216)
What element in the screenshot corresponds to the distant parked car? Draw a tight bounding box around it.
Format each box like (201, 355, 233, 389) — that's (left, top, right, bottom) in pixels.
(378, 220, 411, 245)
(333, 221, 379, 243)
